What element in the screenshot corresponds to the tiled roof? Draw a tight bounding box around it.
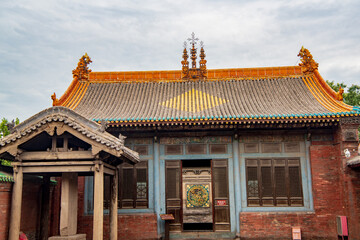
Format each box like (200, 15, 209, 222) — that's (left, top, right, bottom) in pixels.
(53, 66, 359, 126)
(0, 107, 139, 162)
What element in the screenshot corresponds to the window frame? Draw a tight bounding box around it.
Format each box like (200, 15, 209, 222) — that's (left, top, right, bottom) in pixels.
(245, 158, 303, 207)
(118, 160, 149, 209)
(239, 141, 314, 212)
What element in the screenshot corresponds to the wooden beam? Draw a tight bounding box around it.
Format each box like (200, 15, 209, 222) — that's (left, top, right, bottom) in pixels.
(19, 151, 95, 161)
(109, 168, 118, 240)
(9, 166, 23, 240)
(103, 167, 116, 176)
(13, 161, 96, 166)
(93, 163, 104, 240)
(21, 165, 93, 173)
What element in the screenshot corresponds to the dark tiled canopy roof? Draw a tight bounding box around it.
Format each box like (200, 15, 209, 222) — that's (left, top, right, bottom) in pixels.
(53, 66, 359, 126)
(0, 107, 139, 162)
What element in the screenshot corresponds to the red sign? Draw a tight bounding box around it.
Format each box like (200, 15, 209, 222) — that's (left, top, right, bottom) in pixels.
(216, 200, 227, 206)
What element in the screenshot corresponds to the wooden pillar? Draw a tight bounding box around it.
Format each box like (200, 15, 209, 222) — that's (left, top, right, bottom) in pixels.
(109, 168, 118, 240)
(60, 173, 78, 236)
(40, 175, 51, 240)
(9, 166, 23, 240)
(93, 163, 104, 240)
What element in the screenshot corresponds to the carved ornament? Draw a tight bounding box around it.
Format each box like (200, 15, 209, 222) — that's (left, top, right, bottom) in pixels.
(181, 33, 207, 80)
(336, 86, 344, 101)
(72, 53, 92, 82)
(51, 92, 59, 106)
(298, 47, 318, 73)
(340, 117, 360, 125)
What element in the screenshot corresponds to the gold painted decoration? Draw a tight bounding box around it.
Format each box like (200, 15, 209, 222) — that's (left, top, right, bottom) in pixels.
(72, 53, 92, 81)
(159, 88, 229, 112)
(186, 184, 210, 208)
(298, 46, 318, 73)
(51, 92, 59, 106)
(182, 43, 190, 79)
(182, 33, 207, 80)
(337, 86, 344, 101)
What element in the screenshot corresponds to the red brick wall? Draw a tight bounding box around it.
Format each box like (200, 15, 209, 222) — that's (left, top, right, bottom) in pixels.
(0, 181, 45, 240)
(336, 124, 360, 239)
(20, 182, 42, 240)
(0, 182, 12, 240)
(76, 177, 158, 240)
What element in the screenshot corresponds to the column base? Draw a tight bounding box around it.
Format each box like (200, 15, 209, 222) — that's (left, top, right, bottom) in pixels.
(48, 234, 86, 240)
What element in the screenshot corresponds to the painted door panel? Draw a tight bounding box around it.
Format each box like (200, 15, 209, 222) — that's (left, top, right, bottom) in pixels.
(182, 167, 212, 223)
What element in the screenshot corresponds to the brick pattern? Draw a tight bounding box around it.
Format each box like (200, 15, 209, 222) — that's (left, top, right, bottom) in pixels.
(76, 177, 158, 240)
(0, 181, 45, 240)
(0, 183, 12, 240)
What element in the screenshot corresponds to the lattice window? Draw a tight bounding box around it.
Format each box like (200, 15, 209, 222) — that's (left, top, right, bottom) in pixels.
(119, 160, 148, 209)
(246, 158, 303, 207)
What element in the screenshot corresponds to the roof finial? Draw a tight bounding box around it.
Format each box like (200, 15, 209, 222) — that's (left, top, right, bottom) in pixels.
(199, 42, 207, 78)
(187, 32, 199, 46)
(182, 43, 190, 79)
(51, 92, 59, 106)
(337, 86, 344, 101)
(72, 53, 92, 82)
(188, 33, 198, 69)
(298, 47, 318, 73)
(181, 33, 207, 80)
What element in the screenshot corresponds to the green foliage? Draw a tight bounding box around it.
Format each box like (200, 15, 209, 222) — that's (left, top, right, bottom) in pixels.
(0, 159, 11, 166)
(0, 118, 10, 138)
(0, 117, 20, 167)
(345, 85, 360, 106)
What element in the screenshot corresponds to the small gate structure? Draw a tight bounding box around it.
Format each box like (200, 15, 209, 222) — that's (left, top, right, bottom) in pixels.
(0, 107, 139, 240)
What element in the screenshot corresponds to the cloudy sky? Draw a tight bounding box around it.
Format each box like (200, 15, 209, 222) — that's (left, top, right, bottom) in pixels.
(0, 0, 359, 121)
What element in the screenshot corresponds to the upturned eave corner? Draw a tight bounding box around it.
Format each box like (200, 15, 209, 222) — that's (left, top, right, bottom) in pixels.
(298, 47, 350, 106)
(50, 53, 92, 107)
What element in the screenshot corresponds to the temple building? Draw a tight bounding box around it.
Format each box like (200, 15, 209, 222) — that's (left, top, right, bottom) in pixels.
(1, 34, 360, 239)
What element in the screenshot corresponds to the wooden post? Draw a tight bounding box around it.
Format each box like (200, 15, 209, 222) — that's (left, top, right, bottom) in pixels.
(39, 175, 51, 240)
(60, 172, 78, 236)
(93, 163, 104, 240)
(109, 168, 118, 240)
(9, 166, 23, 240)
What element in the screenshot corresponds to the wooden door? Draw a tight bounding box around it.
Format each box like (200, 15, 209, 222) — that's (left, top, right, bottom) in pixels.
(165, 160, 182, 232)
(182, 165, 213, 226)
(212, 159, 230, 231)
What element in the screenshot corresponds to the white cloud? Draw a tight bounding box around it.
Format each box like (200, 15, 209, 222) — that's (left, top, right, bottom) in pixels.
(0, 0, 359, 121)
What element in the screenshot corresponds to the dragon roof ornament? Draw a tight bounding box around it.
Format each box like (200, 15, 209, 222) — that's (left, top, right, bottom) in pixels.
(72, 53, 92, 81)
(298, 46, 319, 74)
(52, 53, 92, 106)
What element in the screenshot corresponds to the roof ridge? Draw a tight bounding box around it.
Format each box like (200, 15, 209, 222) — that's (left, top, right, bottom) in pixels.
(88, 66, 303, 82)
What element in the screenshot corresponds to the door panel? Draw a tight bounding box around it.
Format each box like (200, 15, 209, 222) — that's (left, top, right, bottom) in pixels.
(165, 160, 182, 232)
(182, 167, 212, 224)
(212, 159, 230, 231)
